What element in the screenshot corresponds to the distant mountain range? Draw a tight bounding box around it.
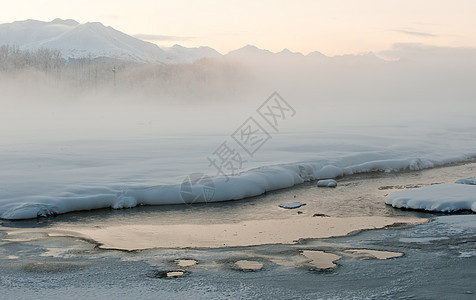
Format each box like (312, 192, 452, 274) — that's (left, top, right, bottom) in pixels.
(0, 19, 222, 64)
(0, 18, 385, 65)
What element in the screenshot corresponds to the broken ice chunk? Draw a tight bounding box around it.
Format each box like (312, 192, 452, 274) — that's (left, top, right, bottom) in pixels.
(455, 177, 476, 185)
(279, 202, 306, 209)
(317, 179, 337, 188)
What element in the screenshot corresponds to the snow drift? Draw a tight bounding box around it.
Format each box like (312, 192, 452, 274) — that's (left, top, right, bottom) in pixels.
(385, 181, 476, 213)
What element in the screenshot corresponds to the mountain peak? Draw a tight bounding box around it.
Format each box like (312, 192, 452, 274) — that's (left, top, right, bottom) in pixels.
(226, 44, 273, 57)
(306, 51, 328, 59)
(277, 48, 304, 56)
(84, 21, 108, 29)
(51, 18, 79, 26)
(242, 44, 259, 50)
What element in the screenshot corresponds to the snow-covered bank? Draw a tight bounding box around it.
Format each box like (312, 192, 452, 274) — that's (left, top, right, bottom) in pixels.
(1, 130, 475, 220)
(385, 180, 476, 213)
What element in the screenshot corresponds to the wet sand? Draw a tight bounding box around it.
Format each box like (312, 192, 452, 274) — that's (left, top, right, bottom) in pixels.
(47, 216, 426, 250)
(301, 250, 342, 269)
(342, 249, 403, 260)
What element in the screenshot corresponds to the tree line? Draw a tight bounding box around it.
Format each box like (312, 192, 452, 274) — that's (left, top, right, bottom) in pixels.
(0, 45, 247, 96)
(0, 45, 63, 73)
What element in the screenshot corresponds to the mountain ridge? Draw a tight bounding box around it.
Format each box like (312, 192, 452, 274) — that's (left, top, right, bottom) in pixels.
(0, 19, 386, 65)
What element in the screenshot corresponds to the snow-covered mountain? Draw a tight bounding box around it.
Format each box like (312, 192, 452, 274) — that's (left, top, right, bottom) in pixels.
(226, 45, 314, 66)
(226, 44, 274, 58)
(0, 18, 385, 65)
(0, 19, 221, 64)
(162, 44, 222, 64)
(225, 44, 385, 66)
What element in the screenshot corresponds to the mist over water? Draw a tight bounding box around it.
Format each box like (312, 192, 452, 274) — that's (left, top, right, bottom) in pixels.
(1, 44, 475, 219)
(2, 44, 475, 142)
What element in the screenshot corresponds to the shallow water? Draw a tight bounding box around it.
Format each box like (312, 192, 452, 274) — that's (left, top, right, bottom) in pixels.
(0, 214, 474, 299)
(1, 163, 475, 299)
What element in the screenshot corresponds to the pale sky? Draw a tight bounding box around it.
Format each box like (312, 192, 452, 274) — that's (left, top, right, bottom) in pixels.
(2, 0, 476, 55)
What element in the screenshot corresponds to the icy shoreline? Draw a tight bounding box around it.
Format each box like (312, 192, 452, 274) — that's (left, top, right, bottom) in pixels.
(1, 153, 475, 220)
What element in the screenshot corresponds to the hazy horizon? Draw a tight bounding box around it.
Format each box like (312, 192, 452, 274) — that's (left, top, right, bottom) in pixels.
(2, 1, 475, 56)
